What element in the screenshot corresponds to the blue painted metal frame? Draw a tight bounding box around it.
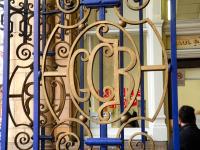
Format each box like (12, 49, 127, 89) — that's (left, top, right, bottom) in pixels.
(80, 5, 85, 150)
(99, 7, 108, 150)
(86, 138, 123, 146)
(1, 0, 10, 149)
(119, 2, 124, 150)
(41, 127, 46, 150)
(81, 0, 120, 8)
(61, 0, 65, 40)
(23, 0, 28, 43)
(170, 0, 180, 150)
(42, 0, 47, 51)
(41, 1, 46, 148)
(139, 0, 146, 144)
(33, 0, 40, 149)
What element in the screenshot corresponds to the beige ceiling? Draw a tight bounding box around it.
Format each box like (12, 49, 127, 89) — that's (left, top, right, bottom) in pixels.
(177, 0, 200, 20)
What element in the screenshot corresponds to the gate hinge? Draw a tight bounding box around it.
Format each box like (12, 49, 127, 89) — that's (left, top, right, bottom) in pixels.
(81, 0, 121, 8)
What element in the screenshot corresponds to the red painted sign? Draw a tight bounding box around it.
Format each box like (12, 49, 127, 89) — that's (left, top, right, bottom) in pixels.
(102, 88, 140, 109)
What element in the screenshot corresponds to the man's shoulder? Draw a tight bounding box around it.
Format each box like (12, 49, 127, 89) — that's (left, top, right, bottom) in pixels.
(180, 124, 200, 137)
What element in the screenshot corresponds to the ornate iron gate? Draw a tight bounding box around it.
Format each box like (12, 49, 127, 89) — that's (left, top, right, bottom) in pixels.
(1, 0, 180, 149)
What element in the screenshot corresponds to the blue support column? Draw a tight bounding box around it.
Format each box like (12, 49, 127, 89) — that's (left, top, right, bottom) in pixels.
(42, 0, 47, 51)
(170, 0, 180, 150)
(33, 0, 40, 149)
(80, 6, 85, 150)
(41, 1, 48, 148)
(1, 0, 10, 149)
(41, 127, 45, 150)
(61, 0, 65, 40)
(23, 0, 28, 43)
(119, 2, 124, 150)
(139, 0, 146, 144)
(99, 7, 107, 150)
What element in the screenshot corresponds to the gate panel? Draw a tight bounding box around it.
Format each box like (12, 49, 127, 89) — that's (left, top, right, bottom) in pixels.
(41, 0, 168, 149)
(0, 0, 180, 150)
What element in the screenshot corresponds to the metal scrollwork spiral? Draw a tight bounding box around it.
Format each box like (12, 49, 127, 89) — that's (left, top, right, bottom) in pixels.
(53, 41, 71, 59)
(16, 43, 33, 61)
(128, 132, 155, 150)
(51, 118, 93, 150)
(125, 0, 150, 11)
(56, 0, 80, 14)
(14, 126, 33, 150)
(55, 0, 90, 29)
(114, 0, 150, 25)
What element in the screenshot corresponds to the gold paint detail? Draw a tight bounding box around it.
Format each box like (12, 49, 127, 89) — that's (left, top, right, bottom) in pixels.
(40, 1, 169, 148)
(125, 0, 150, 11)
(67, 21, 141, 124)
(51, 118, 92, 150)
(128, 132, 155, 150)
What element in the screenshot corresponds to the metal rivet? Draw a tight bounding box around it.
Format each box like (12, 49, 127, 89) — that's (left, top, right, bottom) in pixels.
(119, 20, 126, 27)
(79, 115, 87, 123)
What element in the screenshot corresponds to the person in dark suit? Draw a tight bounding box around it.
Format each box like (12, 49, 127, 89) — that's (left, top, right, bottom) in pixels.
(179, 105, 200, 150)
(126, 111, 139, 127)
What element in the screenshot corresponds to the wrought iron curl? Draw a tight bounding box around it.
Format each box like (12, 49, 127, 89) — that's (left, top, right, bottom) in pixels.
(55, 1, 90, 29)
(54, 41, 71, 58)
(125, 0, 150, 11)
(40, 113, 48, 126)
(128, 132, 155, 150)
(56, 132, 80, 150)
(114, 0, 150, 25)
(56, 0, 80, 14)
(14, 125, 33, 150)
(51, 118, 93, 150)
(16, 43, 33, 61)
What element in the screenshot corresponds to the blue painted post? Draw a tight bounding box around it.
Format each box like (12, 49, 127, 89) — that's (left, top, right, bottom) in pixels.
(42, 0, 47, 51)
(139, 0, 146, 144)
(170, 0, 180, 150)
(119, 2, 124, 150)
(41, 1, 47, 147)
(41, 127, 45, 150)
(61, 0, 65, 40)
(99, 7, 107, 150)
(80, 5, 85, 150)
(23, 0, 28, 43)
(33, 0, 40, 149)
(1, 0, 10, 149)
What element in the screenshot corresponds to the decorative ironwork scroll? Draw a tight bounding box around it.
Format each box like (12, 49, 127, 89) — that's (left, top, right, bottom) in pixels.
(3, 0, 35, 149)
(2, 0, 168, 149)
(41, 0, 168, 149)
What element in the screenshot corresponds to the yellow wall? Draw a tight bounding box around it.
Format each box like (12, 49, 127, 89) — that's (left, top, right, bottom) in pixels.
(178, 68, 200, 113)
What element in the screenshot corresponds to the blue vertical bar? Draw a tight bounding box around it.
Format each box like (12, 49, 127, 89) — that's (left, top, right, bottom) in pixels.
(119, 1, 124, 150)
(23, 0, 28, 43)
(42, 0, 46, 51)
(33, 0, 40, 149)
(80, 6, 84, 150)
(41, 1, 46, 148)
(41, 127, 45, 150)
(170, 0, 180, 150)
(1, 0, 10, 149)
(61, 0, 65, 40)
(139, 0, 145, 143)
(99, 7, 107, 150)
